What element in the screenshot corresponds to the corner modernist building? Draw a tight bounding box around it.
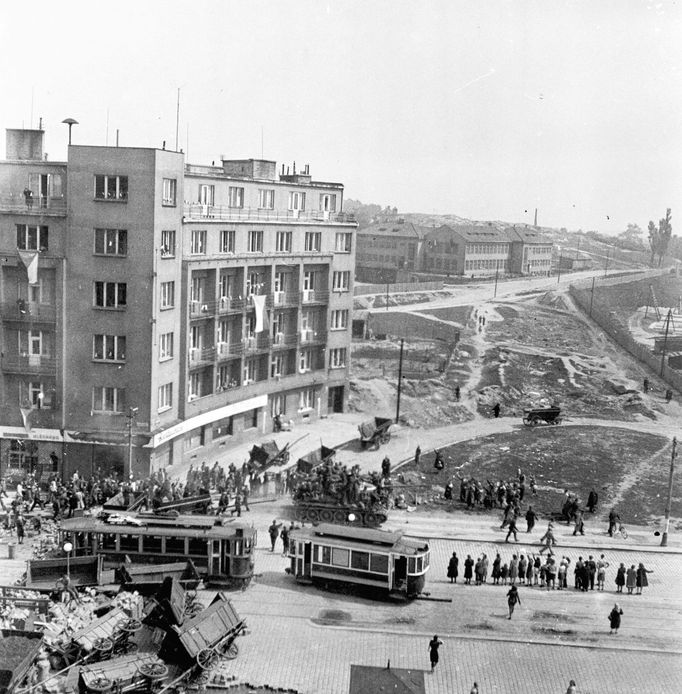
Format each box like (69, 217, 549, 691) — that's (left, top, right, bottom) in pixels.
(0, 128, 355, 480)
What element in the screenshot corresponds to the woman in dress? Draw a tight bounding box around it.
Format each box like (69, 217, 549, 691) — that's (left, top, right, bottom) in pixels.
(491, 553, 501, 585)
(625, 564, 637, 595)
(609, 603, 623, 634)
(428, 635, 443, 671)
(506, 585, 521, 619)
(463, 555, 474, 585)
(509, 555, 519, 585)
(615, 563, 626, 593)
(636, 563, 653, 595)
(447, 552, 459, 584)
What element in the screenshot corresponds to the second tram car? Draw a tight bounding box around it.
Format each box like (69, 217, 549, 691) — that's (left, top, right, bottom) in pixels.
(288, 523, 429, 599)
(58, 512, 256, 588)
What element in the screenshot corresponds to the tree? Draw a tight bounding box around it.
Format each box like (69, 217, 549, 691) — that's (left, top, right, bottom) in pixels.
(648, 209, 673, 267)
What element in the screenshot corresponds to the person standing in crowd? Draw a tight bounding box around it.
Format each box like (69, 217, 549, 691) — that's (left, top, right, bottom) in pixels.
(463, 555, 474, 585)
(491, 553, 501, 584)
(506, 584, 521, 619)
(626, 564, 637, 594)
(428, 635, 443, 672)
(608, 508, 620, 536)
(586, 555, 597, 591)
(509, 555, 519, 585)
(636, 563, 653, 594)
(609, 603, 623, 635)
(596, 555, 609, 591)
(525, 505, 537, 533)
(615, 563, 626, 593)
(447, 552, 459, 583)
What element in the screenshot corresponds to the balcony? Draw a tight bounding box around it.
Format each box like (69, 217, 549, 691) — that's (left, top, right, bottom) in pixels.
(0, 195, 66, 216)
(188, 346, 216, 366)
(243, 334, 270, 353)
(272, 291, 299, 308)
(1, 301, 56, 323)
(216, 342, 243, 359)
(1, 354, 56, 375)
(271, 332, 298, 349)
(216, 297, 245, 314)
(300, 329, 327, 345)
(183, 204, 355, 225)
(301, 290, 329, 305)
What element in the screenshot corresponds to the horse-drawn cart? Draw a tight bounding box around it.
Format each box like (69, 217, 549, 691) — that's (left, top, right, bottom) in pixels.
(358, 417, 392, 450)
(522, 406, 562, 426)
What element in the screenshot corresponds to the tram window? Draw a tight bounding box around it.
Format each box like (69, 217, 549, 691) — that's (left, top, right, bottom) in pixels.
(297, 542, 304, 555)
(244, 539, 252, 552)
(102, 533, 117, 550)
(424, 553, 429, 567)
(188, 537, 207, 555)
(165, 536, 186, 554)
(289, 539, 296, 555)
(331, 547, 349, 567)
(120, 534, 140, 552)
(315, 545, 331, 564)
(416, 557, 423, 573)
(75, 532, 88, 549)
(408, 557, 416, 574)
(370, 554, 389, 574)
(234, 540, 242, 555)
(350, 551, 369, 571)
(143, 535, 163, 553)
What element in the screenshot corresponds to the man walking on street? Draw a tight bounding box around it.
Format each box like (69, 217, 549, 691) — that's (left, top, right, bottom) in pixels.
(525, 505, 537, 533)
(505, 516, 519, 543)
(268, 519, 282, 552)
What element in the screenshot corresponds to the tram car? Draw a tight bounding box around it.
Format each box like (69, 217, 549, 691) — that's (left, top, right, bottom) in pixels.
(58, 512, 256, 589)
(287, 523, 430, 599)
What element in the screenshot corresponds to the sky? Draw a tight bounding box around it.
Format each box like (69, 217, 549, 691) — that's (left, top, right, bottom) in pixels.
(1, 0, 680, 234)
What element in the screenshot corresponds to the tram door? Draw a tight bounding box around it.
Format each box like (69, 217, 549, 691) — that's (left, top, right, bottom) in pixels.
(210, 540, 223, 575)
(393, 555, 407, 589)
(296, 541, 312, 578)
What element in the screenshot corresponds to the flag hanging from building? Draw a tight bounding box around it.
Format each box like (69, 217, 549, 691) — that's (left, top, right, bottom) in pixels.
(251, 294, 268, 333)
(18, 250, 39, 285)
(20, 406, 33, 432)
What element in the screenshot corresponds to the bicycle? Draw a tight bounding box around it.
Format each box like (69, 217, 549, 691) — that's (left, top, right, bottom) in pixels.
(617, 523, 628, 539)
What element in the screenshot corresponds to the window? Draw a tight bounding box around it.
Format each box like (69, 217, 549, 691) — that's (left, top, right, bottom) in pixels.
(160, 230, 175, 257)
(198, 184, 214, 206)
(28, 278, 43, 304)
(243, 358, 256, 384)
(162, 178, 177, 206)
(246, 272, 264, 297)
(159, 332, 174, 360)
(331, 547, 349, 567)
(289, 191, 306, 211)
(270, 354, 283, 378)
(335, 232, 352, 253)
(19, 329, 44, 356)
(330, 309, 348, 330)
(258, 189, 274, 209)
(93, 335, 126, 361)
(27, 381, 47, 408)
(219, 275, 234, 301)
(304, 231, 321, 252)
(273, 272, 287, 293)
(275, 231, 292, 253)
(271, 393, 286, 417)
(92, 386, 126, 413)
(332, 271, 350, 291)
(351, 551, 369, 571)
(248, 230, 263, 252)
(319, 193, 337, 212)
(216, 365, 237, 390)
(228, 187, 244, 208)
(220, 230, 235, 253)
(271, 311, 284, 339)
(160, 281, 175, 309)
(299, 349, 312, 373)
(190, 325, 203, 352)
(315, 545, 332, 564)
(303, 271, 315, 291)
(329, 348, 347, 369)
(94, 282, 127, 308)
(190, 276, 205, 304)
(94, 175, 128, 201)
(158, 383, 173, 411)
(191, 230, 206, 254)
(213, 416, 233, 438)
(370, 553, 389, 573)
(94, 228, 127, 256)
(188, 373, 201, 400)
(16, 225, 48, 251)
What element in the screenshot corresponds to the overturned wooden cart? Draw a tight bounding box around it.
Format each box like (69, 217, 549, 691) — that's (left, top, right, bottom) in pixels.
(158, 592, 245, 671)
(522, 406, 562, 426)
(358, 417, 392, 450)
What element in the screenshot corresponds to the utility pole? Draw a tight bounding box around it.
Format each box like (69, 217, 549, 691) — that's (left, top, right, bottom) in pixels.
(395, 338, 404, 423)
(125, 407, 138, 478)
(661, 436, 677, 547)
(589, 276, 596, 317)
(556, 247, 562, 284)
(659, 309, 674, 377)
(493, 266, 499, 298)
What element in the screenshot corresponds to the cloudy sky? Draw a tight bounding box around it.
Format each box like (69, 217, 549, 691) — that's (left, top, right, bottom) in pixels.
(1, 0, 679, 233)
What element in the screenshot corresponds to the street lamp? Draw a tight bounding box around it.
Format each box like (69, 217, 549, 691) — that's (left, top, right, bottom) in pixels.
(61, 118, 79, 146)
(63, 541, 73, 579)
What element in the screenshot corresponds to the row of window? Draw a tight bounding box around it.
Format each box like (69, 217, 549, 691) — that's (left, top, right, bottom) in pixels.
(463, 259, 510, 271)
(186, 229, 351, 255)
(197, 184, 337, 213)
(314, 544, 389, 574)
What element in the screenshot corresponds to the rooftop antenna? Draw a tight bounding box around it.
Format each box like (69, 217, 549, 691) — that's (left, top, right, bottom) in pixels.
(534, 208, 538, 226)
(175, 87, 180, 151)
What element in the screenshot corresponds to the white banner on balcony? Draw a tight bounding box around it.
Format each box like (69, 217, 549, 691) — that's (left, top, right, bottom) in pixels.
(19, 406, 33, 432)
(251, 294, 268, 333)
(18, 251, 39, 285)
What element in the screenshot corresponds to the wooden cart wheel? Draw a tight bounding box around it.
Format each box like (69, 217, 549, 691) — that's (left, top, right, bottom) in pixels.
(93, 637, 114, 657)
(187, 603, 204, 617)
(139, 662, 169, 680)
(120, 618, 142, 633)
(196, 648, 219, 671)
(224, 641, 239, 660)
(88, 677, 113, 693)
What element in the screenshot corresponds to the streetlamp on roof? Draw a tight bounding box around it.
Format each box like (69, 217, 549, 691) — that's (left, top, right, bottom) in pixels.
(61, 118, 79, 146)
